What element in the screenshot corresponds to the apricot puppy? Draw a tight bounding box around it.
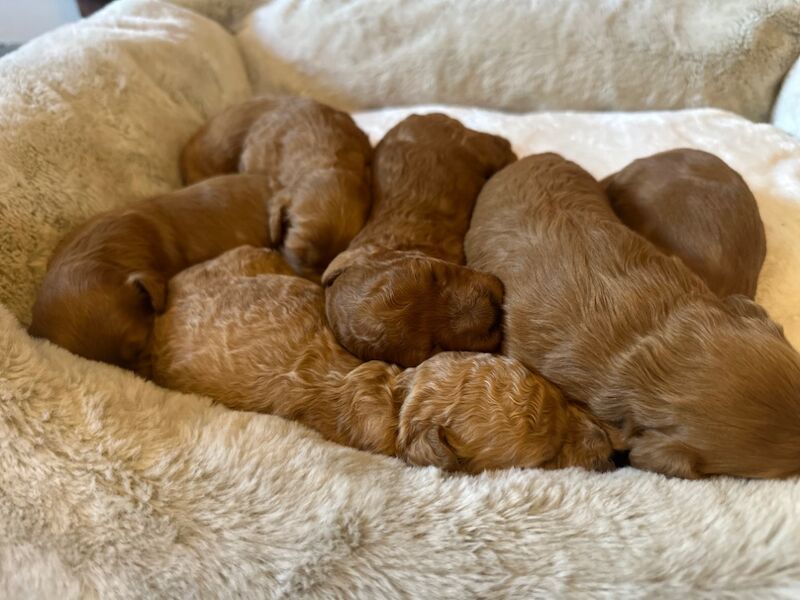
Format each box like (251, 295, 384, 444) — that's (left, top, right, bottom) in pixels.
(603, 148, 766, 298)
(29, 174, 278, 369)
(150, 246, 615, 474)
(181, 96, 373, 279)
(322, 114, 516, 367)
(466, 153, 800, 479)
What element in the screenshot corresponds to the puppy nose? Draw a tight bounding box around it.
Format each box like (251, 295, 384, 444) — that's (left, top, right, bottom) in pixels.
(611, 450, 631, 468)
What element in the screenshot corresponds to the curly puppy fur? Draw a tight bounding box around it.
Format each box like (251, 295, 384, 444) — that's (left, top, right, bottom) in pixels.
(181, 96, 373, 280)
(150, 246, 616, 474)
(603, 148, 766, 298)
(466, 153, 800, 479)
(322, 114, 516, 367)
(29, 174, 278, 370)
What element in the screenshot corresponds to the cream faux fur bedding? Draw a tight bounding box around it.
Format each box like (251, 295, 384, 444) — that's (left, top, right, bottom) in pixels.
(229, 0, 800, 122)
(2, 1, 800, 598)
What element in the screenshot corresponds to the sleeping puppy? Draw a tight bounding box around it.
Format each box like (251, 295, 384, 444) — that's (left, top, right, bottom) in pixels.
(150, 245, 617, 474)
(181, 96, 373, 279)
(29, 174, 279, 370)
(603, 148, 766, 298)
(34, 98, 372, 369)
(466, 153, 800, 479)
(322, 114, 516, 367)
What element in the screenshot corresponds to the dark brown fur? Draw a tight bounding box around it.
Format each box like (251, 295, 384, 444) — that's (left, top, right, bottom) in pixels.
(322, 114, 516, 367)
(466, 153, 800, 479)
(603, 148, 766, 298)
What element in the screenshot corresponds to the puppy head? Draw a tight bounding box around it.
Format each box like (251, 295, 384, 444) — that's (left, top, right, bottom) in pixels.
(621, 298, 800, 479)
(397, 353, 614, 473)
(278, 170, 371, 281)
(29, 263, 166, 369)
(323, 249, 503, 366)
(388, 113, 517, 176)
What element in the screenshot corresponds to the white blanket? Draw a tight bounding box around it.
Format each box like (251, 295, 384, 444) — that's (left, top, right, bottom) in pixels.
(1, 1, 799, 597)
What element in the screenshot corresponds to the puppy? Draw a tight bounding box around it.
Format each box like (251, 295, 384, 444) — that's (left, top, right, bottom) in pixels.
(34, 98, 372, 368)
(29, 174, 280, 369)
(149, 245, 616, 474)
(603, 148, 766, 298)
(181, 96, 373, 279)
(466, 153, 800, 479)
(322, 114, 516, 367)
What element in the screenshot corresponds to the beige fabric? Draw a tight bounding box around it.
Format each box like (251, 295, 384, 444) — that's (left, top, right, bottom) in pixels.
(233, 0, 800, 121)
(773, 56, 800, 138)
(3, 304, 800, 598)
(2, 1, 800, 597)
(0, 0, 251, 322)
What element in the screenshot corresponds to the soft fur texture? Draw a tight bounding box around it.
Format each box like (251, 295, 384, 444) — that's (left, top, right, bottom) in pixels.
(231, 0, 800, 123)
(150, 246, 615, 473)
(773, 54, 800, 138)
(603, 148, 767, 298)
(0, 0, 253, 324)
(29, 174, 277, 369)
(322, 114, 514, 366)
(3, 1, 800, 595)
(181, 96, 373, 279)
(466, 154, 800, 479)
(6, 299, 800, 598)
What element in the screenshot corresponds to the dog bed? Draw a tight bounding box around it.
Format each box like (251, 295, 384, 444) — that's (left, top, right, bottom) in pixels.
(1, 1, 799, 597)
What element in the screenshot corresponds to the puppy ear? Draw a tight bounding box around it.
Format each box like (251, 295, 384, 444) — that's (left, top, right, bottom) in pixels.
(127, 272, 167, 314)
(321, 247, 375, 287)
(465, 132, 516, 175)
(321, 253, 349, 287)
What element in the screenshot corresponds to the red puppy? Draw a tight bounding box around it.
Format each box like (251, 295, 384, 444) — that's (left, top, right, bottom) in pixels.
(323, 114, 516, 367)
(467, 153, 800, 479)
(603, 148, 766, 298)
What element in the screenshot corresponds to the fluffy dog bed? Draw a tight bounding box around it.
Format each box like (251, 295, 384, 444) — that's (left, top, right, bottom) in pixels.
(1, 1, 800, 597)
